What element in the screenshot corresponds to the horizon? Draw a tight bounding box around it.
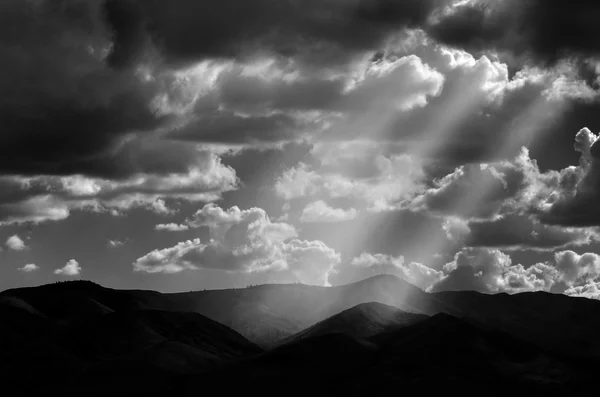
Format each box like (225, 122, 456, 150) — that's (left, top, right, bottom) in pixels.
(0, 273, 569, 298)
(2, 0, 600, 301)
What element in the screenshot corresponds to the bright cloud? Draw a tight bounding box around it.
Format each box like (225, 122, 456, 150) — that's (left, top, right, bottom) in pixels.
(5, 235, 27, 251)
(18, 264, 39, 273)
(134, 204, 340, 286)
(155, 223, 190, 232)
(300, 201, 357, 223)
(54, 259, 81, 277)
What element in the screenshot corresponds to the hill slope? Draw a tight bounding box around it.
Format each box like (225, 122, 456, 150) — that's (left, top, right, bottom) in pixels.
(0, 282, 262, 396)
(179, 313, 597, 397)
(282, 301, 427, 344)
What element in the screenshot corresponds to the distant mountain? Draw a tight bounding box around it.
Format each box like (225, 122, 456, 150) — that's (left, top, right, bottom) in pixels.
(162, 274, 444, 347)
(281, 301, 427, 344)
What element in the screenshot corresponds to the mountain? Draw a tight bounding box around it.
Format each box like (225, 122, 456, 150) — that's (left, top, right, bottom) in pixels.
(178, 312, 597, 397)
(1, 275, 439, 348)
(0, 281, 261, 396)
(281, 301, 427, 344)
(6, 275, 600, 358)
(4, 276, 600, 396)
(162, 274, 444, 347)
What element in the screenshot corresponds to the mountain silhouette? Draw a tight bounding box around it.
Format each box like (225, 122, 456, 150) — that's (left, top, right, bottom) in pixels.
(2, 276, 600, 396)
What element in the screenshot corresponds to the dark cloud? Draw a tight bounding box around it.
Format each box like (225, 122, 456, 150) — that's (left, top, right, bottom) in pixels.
(0, 0, 168, 177)
(170, 111, 318, 144)
(106, 0, 449, 68)
(536, 128, 600, 227)
(428, 0, 600, 67)
(465, 214, 599, 251)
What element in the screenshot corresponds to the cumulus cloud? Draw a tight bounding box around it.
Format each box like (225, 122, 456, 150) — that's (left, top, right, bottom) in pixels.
(329, 253, 444, 290)
(427, 247, 600, 298)
(133, 240, 201, 274)
(0, 150, 238, 225)
(155, 223, 190, 232)
(18, 264, 39, 273)
(5, 235, 27, 251)
(412, 144, 600, 250)
(275, 150, 425, 212)
(54, 260, 81, 277)
(300, 201, 357, 223)
(108, 240, 125, 248)
(536, 128, 600, 226)
(338, 246, 600, 296)
(565, 282, 600, 300)
(431, 248, 514, 293)
(134, 204, 340, 285)
(554, 251, 600, 288)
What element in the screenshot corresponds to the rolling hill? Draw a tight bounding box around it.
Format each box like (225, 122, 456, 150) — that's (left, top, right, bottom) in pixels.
(4, 275, 600, 396)
(281, 301, 427, 344)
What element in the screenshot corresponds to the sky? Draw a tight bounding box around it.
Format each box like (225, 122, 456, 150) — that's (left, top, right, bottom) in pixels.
(3, 0, 600, 298)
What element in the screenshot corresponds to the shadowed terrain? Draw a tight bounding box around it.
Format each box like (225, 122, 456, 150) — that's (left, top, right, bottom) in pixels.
(2, 276, 600, 396)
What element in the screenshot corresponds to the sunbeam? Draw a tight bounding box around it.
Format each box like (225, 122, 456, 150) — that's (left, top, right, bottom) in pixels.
(405, 95, 568, 272)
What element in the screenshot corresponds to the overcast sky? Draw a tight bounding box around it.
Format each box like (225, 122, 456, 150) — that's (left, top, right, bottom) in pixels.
(3, 0, 600, 298)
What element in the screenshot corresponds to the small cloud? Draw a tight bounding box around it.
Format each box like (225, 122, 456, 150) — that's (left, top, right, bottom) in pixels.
(18, 263, 39, 273)
(54, 259, 81, 276)
(155, 223, 189, 232)
(5, 235, 27, 251)
(108, 239, 126, 248)
(151, 199, 176, 215)
(300, 200, 357, 223)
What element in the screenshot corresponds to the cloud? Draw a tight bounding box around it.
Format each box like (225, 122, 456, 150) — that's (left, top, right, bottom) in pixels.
(54, 259, 81, 277)
(168, 51, 445, 147)
(342, 252, 443, 290)
(565, 282, 600, 300)
(133, 239, 201, 274)
(554, 251, 600, 287)
(275, 150, 426, 212)
(536, 128, 600, 226)
(282, 239, 341, 286)
(300, 201, 357, 223)
(108, 240, 125, 248)
(463, 215, 599, 251)
(155, 223, 190, 232)
(412, 145, 600, 250)
(134, 204, 340, 285)
(18, 264, 39, 273)
(0, 0, 167, 177)
(0, 150, 238, 225)
(430, 248, 556, 294)
(432, 248, 516, 293)
(427, 0, 600, 70)
(427, 247, 600, 297)
(5, 235, 27, 251)
(105, 0, 447, 67)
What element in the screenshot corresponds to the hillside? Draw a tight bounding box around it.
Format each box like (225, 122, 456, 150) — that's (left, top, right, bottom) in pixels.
(0, 282, 261, 396)
(179, 313, 597, 397)
(281, 301, 427, 344)
(4, 276, 600, 396)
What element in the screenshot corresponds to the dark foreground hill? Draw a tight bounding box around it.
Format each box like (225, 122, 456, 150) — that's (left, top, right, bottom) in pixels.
(0, 286, 261, 396)
(177, 313, 598, 397)
(3, 276, 600, 396)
